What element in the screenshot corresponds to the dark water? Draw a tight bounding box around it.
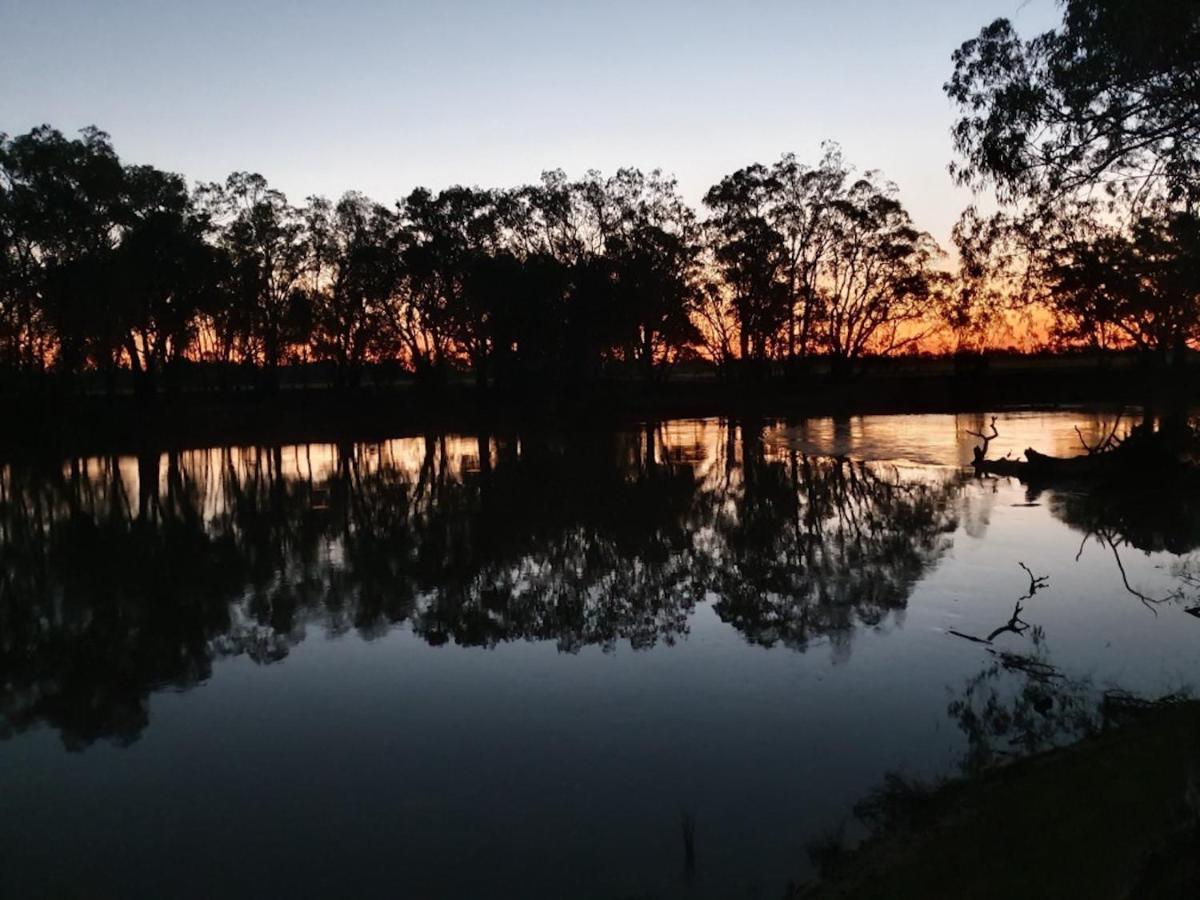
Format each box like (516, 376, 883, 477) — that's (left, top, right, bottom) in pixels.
(2, 412, 1198, 898)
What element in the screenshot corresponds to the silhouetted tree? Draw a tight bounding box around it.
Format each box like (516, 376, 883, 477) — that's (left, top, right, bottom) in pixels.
(694, 279, 739, 371)
(470, 251, 576, 389)
(0, 127, 230, 393)
(818, 176, 943, 374)
(394, 185, 502, 384)
(768, 146, 845, 360)
(198, 172, 311, 385)
(304, 192, 402, 385)
(0, 126, 127, 376)
(946, 1, 1200, 361)
(113, 166, 225, 394)
(0, 140, 55, 373)
(608, 224, 701, 377)
(1044, 211, 1200, 355)
(601, 169, 703, 378)
(3, 124, 963, 392)
(704, 165, 789, 366)
(947, 0, 1200, 209)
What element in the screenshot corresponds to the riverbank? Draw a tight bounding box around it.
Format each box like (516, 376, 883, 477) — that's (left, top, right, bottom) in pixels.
(793, 701, 1200, 899)
(2, 353, 1192, 458)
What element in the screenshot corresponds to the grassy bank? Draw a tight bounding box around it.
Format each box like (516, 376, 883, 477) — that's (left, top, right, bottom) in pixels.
(794, 701, 1200, 899)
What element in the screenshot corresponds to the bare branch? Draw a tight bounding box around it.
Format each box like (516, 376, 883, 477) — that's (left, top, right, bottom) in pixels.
(1074, 410, 1125, 455)
(967, 416, 1000, 467)
(1100, 531, 1179, 615)
(1018, 561, 1049, 599)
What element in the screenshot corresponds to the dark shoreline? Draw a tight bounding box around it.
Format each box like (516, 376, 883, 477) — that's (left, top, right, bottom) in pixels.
(1, 356, 1190, 459)
(796, 701, 1200, 899)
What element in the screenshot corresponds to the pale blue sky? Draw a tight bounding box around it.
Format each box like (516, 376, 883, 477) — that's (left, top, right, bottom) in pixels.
(0, 0, 1058, 245)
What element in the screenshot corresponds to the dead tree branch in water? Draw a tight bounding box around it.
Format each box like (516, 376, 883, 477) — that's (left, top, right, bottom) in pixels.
(988, 650, 1063, 682)
(948, 562, 1047, 645)
(1075, 531, 1091, 562)
(1098, 530, 1180, 615)
(967, 416, 1000, 465)
(985, 600, 1030, 642)
(1076, 524, 1184, 615)
(1018, 562, 1049, 600)
(948, 628, 994, 645)
(1074, 410, 1125, 456)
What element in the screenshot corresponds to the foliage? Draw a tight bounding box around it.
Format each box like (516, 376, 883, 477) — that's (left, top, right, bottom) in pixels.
(0, 126, 962, 391)
(946, 0, 1200, 356)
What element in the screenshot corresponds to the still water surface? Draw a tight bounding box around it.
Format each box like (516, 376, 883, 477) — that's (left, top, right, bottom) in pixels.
(2, 411, 1198, 898)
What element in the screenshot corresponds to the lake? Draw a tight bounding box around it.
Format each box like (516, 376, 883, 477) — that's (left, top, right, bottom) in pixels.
(2, 410, 1198, 898)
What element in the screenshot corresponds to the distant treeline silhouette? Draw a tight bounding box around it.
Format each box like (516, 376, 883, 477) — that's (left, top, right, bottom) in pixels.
(2, 0, 1197, 399)
(0, 128, 951, 395)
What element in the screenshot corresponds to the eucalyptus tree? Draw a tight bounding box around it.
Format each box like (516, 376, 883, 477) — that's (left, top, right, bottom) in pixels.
(0, 184, 19, 370)
(769, 145, 846, 360)
(0, 126, 223, 391)
(818, 176, 943, 372)
(694, 279, 739, 371)
(946, 0, 1200, 356)
(396, 185, 503, 385)
(198, 172, 310, 381)
(467, 168, 702, 386)
(1039, 210, 1200, 354)
(946, 0, 1200, 210)
(496, 169, 594, 263)
(0, 143, 51, 373)
(607, 223, 702, 378)
(599, 169, 703, 378)
(491, 174, 605, 385)
(304, 192, 402, 386)
(110, 164, 226, 394)
(0, 126, 127, 374)
(703, 164, 789, 364)
(944, 208, 1016, 353)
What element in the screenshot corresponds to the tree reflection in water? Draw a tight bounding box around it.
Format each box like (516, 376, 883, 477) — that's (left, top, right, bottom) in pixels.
(1046, 482, 1200, 612)
(704, 422, 959, 654)
(943, 549, 1192, 776)
(0, 421, 965, 748)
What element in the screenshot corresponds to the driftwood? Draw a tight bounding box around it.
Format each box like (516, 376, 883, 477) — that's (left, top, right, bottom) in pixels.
(969, 415, 1190, 484)
(966, 417, 999, 467)
(975, 447, 1126, 480)
(948, 563, 1049, 646)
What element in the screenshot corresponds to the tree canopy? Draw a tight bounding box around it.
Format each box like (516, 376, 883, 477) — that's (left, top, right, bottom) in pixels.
(0, 127, 949, 393)
(947, 0, 1200, 210)
(946, 0, 1200, 357)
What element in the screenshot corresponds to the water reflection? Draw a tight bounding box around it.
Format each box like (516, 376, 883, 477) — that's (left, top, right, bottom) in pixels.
(5, 413, 1200, 898)
(1, 421, 968, 749)
(1046, 484, 1200, 557)
(703, 437, 959, 654)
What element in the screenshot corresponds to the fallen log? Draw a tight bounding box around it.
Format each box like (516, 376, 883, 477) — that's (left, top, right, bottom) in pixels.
(975, 448, 1125, 479)
(971, 420, 1194, 484)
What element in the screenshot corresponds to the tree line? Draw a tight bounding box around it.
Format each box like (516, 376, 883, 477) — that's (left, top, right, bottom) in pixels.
(0, 127, 949, 394)
(2, 0, 1196, 399)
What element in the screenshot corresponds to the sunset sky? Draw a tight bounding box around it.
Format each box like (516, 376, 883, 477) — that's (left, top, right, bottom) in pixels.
(1, 0, 1058, 248)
